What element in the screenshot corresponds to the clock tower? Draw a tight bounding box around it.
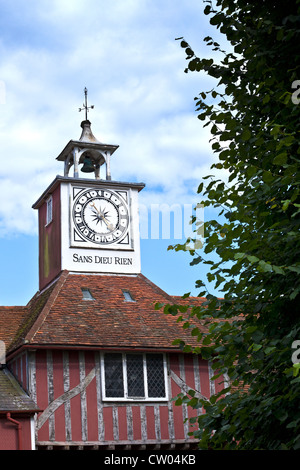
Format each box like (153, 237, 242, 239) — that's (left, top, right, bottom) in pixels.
(33, 89, 145, 291)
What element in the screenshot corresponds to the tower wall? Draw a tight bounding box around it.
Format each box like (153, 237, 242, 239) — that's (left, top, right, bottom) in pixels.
(38, 184, 62, 291)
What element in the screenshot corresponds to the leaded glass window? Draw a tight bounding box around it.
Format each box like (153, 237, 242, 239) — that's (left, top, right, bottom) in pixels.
(102, 353, 167, 400)
(146, 354, 166, 398)
(104, 353, 124, 397)
(127, 354, 145, 397)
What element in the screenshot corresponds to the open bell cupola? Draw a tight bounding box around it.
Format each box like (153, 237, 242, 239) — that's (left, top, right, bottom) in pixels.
(56, 88, 118, 180)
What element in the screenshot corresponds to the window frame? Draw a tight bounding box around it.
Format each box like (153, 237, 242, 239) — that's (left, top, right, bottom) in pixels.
(101, 352, 168, 402)
(46, 195, 53, 226)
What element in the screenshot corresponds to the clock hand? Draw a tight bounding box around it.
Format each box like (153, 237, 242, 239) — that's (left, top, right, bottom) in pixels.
(100, 215, 114, 231)
(90, 202, 100, 215)
(90, 203, 103, 225)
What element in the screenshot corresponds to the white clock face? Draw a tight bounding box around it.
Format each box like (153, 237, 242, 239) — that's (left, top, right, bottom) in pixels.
(72, 188, 129, 245)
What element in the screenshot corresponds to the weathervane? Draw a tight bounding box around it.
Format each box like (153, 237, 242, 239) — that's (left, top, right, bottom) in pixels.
(79, 87, 94, 121)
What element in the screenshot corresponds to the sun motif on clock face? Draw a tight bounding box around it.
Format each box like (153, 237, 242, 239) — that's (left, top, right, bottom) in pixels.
(85, 200, 118, 233)
(72, 188, 129, 245)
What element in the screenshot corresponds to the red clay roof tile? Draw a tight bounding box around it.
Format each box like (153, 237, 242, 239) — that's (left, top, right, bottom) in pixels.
(0, 306, 28, 352)
(0, 271, 208, 354)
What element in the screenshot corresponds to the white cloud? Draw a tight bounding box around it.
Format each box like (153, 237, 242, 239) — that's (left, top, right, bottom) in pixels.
(0, 0, 226, 238)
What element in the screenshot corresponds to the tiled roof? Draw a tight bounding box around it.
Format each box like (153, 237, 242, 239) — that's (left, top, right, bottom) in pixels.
(2, 271, 207, 354)
(0, 306, 28, 353)
(0, 367, 40, 413)
(6, 280, 58, 354)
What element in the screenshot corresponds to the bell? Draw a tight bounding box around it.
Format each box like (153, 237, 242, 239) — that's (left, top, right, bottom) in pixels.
(81, 156, 95, 173)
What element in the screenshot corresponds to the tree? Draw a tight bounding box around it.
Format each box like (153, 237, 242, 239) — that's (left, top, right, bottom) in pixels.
(160, 0, 300, 449)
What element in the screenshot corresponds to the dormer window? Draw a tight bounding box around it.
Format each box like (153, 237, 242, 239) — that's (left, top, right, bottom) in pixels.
(122, 290, 135, 302)
(46, 196, 53, 225)
(81, 288, 94, 300)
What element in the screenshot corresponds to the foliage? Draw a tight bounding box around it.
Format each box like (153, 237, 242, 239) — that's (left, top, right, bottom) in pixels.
(161, 0, 300, 449)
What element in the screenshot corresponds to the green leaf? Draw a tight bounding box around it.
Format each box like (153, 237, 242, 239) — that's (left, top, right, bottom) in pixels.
(265, 346, 276, 355)
(241, 128, 251, 141)
(258, 260, 273, 272)
(154, 302, 164, 310)
(204, 5, 211, 15)
(191, 327, 200, 336)
(175, 396, 183, 406)
(246, 165, 257, 178)
(247, 255, 259, 264)
(282, 200, 290, 211)
(287, 265, 300, 274)
(273, 152, 287, 165)
(272, 265, 286, 275)
(234, 252, 245, 260)
(290, 287, 300, 300)
(262, 171, 274, 184)
(190, 256, 202, 266)
(197, 182, 204, 193)
(293, 363, 300, 377)
(182, 292, 191, 299)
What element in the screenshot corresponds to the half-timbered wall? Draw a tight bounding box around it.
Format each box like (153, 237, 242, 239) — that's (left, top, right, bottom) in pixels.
(9, 349, 224, 449)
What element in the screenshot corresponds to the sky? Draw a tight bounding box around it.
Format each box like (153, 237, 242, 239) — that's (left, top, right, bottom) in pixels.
(0, 0, 228, 306)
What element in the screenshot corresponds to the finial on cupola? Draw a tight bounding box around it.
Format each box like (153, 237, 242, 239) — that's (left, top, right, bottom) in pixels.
(56, 88, 119, 180)
(78, 87, 99, 147)
(79, 87, 94, 122)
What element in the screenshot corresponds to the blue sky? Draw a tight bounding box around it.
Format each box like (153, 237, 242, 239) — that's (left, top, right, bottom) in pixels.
(0, 0, 228, 305)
